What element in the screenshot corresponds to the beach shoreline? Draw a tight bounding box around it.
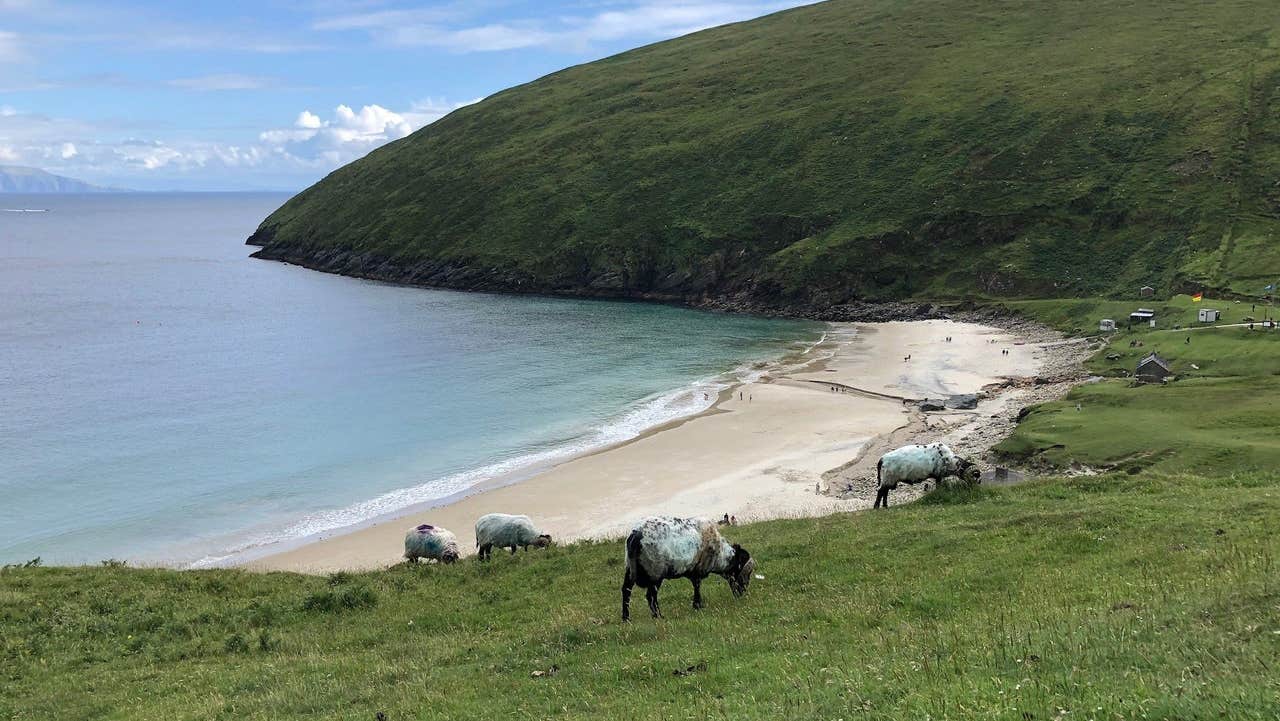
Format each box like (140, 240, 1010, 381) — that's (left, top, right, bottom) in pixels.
(245, 318, 1083, 574)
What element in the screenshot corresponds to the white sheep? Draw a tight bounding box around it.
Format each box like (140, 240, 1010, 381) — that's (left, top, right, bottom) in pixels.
(874, 442, 980, 509)
(474, 513, 552, 560)
(621, 516, 754, 621)
(403, 524, 460, 564)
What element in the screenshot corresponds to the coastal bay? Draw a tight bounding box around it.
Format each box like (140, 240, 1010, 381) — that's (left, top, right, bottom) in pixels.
(250, 320, 1048, 572)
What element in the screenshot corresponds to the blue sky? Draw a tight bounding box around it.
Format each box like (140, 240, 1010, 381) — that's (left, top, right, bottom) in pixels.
(0, 0, 816, 190)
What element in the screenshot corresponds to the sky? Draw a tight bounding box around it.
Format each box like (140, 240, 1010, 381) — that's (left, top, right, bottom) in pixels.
(0, 0, 817, 191)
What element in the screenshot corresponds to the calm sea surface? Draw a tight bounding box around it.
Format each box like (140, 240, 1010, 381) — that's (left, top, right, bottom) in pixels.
(0, 193, 822, 566)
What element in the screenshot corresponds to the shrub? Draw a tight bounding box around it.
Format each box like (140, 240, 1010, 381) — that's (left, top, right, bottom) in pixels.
(301, 585, 378, 613)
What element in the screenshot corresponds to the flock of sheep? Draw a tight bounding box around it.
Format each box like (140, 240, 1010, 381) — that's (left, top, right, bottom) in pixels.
(402, 442, 980, 620)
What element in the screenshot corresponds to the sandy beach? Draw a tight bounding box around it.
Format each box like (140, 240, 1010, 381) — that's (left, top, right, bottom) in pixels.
(248, 319, 1055, 573)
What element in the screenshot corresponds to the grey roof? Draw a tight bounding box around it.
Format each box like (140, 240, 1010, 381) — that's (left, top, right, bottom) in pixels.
(1137, 353, 1171, 372)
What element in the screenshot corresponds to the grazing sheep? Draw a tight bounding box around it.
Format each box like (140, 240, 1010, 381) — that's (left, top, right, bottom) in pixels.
(403, 524, 460, 564)
(621, 516, 754, 621)
(474, 513, 552, 560)
(874, 442, 980, 509)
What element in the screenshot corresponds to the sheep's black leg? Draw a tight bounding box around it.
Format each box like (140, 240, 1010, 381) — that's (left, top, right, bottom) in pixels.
(510, 545, 517, 555)
(691, 577, 704, 610)
(621, 569, 634, 621)
(646, 582, 662, 618)
(479, 543, 491, 560)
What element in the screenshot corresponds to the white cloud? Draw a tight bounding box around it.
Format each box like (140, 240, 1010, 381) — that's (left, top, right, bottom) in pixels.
(0, 96, 477, 188)
(168, 74, 277, 91)
(296, 110, 323, 129)
(257, 99, 478, 167)
(313, 1, 818, 52)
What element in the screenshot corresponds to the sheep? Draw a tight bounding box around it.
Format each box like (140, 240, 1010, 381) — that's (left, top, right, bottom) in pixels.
(874, 442, 980, 509)
(403, 524, 460, 564)
(621, 516, 754, 621)
(474, 513, 552, 560)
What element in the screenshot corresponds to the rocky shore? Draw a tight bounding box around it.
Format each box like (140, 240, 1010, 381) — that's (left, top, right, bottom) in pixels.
(823, 322, 1094, 504)
(248, 243, 1022, 325)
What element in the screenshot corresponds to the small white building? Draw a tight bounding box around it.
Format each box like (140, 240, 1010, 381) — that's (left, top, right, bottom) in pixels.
(1130, 308, 1155, 325)
(1099, 319, 1116, 332)
(1198, 308, 1220, 323)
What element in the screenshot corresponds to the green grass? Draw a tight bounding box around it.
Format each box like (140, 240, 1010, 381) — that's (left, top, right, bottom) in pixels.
(994, 294, 1280, 474)
(250, 0, 1280, 307)
(5, 473, 1280, 720)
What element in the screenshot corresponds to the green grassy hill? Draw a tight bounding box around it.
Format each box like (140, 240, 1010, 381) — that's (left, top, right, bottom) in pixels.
(250, 0, 1280, 309)
(5, 472, 1280, 720)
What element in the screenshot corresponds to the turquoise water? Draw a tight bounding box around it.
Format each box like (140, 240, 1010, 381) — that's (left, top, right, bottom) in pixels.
(0, 193, 822, 566)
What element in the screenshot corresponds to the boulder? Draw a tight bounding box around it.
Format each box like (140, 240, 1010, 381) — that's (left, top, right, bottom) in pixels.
(917, 398, 946, 411)
(945, 393, 979, 410)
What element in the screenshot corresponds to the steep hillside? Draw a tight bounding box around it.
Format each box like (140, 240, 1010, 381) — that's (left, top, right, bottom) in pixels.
(249, 0, 1280, 310)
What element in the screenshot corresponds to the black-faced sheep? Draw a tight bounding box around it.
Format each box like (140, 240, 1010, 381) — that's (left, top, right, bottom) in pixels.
(874, 442, 980, 509)
(403, 524, 460, 564)
(474, 513, 552, 560)
(621, 516, 754, 621)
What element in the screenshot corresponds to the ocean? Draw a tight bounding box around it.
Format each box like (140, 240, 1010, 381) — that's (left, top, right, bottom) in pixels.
(0, 193, 823, 566)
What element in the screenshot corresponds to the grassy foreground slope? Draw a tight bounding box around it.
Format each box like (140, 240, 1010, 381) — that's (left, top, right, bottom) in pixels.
(250, 0, 1280, 307)
(4, 473, 1280, 720)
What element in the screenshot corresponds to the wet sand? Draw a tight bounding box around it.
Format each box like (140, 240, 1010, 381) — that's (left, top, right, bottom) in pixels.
(248, 320, 1039, 573)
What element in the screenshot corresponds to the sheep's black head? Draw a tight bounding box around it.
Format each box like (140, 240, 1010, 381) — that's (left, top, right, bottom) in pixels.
(724, 544, 754, 597)
(532, 534, 553, 549)
(441, 548, 459, 564)
(958, 458, 982, 485)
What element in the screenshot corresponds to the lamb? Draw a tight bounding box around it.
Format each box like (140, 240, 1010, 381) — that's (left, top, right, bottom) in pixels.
(874, 442, 980, 509)
(403, 524, 460, 564)
(474, 513, 552, 560)
(621, 516, 754, 621)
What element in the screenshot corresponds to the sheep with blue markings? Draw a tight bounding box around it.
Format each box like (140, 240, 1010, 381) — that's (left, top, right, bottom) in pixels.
(403, 524, 460, 564)
(474, 513, 552, 560)
(874, 442, 981, 509)
(621, 516, 754, 621)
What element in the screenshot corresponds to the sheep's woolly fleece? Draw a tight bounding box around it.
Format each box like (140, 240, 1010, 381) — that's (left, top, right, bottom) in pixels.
(404, 524, 459, 560)
(474, 513, 545, 548)
(628, 516, 736, 579)
(878, 443, 963, 488)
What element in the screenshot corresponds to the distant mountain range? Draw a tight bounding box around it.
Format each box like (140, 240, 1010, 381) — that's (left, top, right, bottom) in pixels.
(0, 165, 123, 193)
